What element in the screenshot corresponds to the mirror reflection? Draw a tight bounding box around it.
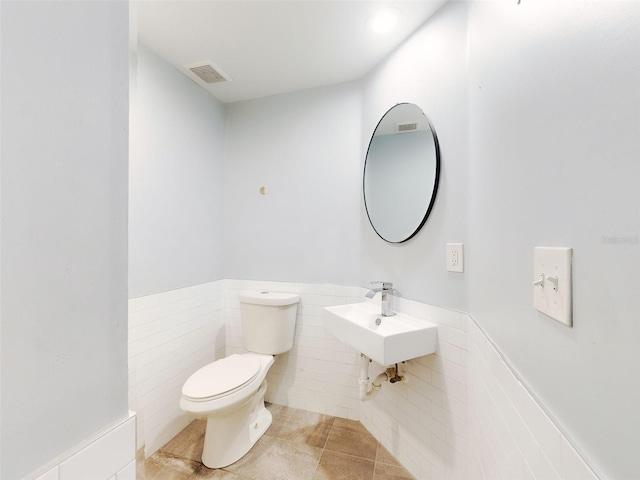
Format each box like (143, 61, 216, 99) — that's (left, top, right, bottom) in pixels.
(363, 103, 440, 243)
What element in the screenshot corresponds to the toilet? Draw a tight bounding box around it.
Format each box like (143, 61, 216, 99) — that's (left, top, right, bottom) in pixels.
(180, 290, 299, 468)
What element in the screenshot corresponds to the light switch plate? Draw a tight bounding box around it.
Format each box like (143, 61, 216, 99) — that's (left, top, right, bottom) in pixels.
(533, 247, 573, 327)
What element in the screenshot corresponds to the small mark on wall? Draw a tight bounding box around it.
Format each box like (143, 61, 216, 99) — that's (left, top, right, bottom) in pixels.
(259, 186, 267, 195)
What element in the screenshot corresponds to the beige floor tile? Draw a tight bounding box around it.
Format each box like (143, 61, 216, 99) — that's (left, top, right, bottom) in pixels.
(276, 410, 334, 448)
(312, 451, 375, 480)
(282, 420, 332, 448)
(331, 418, 370, 434)
(373, 462, 416, 480)
(144, 405, 412, 480)
(288, 409, 335, 427)
(223, 433, 277, 473)
(144, 450, 200, 480)
(161, 419, 207, 463)
(325, 421, 378, 460)
(265, 404, 295, 437)
(376, 444, 402, 467)
(226, 438, 322, 480)
(265, 402, 295, 417)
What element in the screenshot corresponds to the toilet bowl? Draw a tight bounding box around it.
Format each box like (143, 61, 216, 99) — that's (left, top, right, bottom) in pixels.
(180, 352, 275, 468)
(180, 291, 299, 468)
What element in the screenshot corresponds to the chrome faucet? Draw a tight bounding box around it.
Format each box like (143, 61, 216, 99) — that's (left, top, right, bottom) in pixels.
(365, 281, 396, 317)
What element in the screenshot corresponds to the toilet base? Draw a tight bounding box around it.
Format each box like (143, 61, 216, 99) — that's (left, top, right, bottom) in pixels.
(201, 379, 271, 468)
(248, 401, 272, 446)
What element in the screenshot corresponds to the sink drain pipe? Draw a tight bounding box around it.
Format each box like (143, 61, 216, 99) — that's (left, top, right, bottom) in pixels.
(359, 354, 390, 401)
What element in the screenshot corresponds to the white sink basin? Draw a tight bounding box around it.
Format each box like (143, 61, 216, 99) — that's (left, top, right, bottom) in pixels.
(323, 302, 438, 365)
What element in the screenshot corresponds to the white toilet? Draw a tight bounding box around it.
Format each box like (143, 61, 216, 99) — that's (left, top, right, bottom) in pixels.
(180, 290, 299, 468)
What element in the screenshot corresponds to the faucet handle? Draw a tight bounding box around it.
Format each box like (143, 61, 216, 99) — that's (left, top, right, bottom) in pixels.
(370, 281, 393, 290)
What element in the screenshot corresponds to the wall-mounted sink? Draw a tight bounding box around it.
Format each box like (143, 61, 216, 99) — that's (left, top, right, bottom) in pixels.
(323, 302, 438, 365)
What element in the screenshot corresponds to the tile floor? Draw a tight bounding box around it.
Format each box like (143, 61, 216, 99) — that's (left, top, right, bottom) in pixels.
(141, 403, 415, 480)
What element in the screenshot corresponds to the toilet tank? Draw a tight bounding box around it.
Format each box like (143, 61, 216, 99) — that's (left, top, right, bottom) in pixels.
(238, 291, 299, 355)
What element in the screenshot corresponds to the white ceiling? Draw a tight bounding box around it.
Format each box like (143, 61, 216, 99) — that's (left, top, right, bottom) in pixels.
(134, 1, 447, 104)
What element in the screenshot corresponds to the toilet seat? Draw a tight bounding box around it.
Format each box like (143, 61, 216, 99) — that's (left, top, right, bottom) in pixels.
(182, 354, 261, 402)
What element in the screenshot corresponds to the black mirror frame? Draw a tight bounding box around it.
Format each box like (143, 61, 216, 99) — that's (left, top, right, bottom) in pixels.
(363, 103, 441, 243)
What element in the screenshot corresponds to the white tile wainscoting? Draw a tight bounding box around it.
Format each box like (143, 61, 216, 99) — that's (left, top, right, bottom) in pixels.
(128, 281, 225, 456)
(468, 321, 599, 480)
(360, 299, 470, 480)
(128, 280, 599, 480)
(31, 413, 136, 480)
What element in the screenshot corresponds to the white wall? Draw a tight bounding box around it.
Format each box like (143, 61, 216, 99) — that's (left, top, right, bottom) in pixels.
(360, 2, 469, 312)
(223, 82, 362, 286)
(466, 3, 640, 479)
(0, 2, 129, 479)
(129, 43, 226, 298)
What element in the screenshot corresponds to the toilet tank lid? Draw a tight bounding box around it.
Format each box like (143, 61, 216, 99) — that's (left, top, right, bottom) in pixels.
(239, 291, 300, 306)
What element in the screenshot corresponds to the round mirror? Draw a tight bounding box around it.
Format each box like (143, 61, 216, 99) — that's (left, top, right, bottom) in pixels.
(363, 103, 440, 243)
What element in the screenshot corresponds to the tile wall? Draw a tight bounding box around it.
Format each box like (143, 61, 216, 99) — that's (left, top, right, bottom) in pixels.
(128, 281, 225, 456)
(127, 280, 599, 480)
(360, 299, 470, 480)
(31, 413, 136, 480)
(223, 280, 365, 420)
(467, 321, 599, 480)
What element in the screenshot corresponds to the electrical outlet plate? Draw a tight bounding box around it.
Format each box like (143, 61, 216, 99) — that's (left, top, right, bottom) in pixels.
(533, 247, 573, 327)
(447, 243, 464, 273)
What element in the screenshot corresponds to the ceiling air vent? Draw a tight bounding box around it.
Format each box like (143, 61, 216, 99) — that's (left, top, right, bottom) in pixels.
(396, 122, 419, 133)
(185, 62, 231, 85)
